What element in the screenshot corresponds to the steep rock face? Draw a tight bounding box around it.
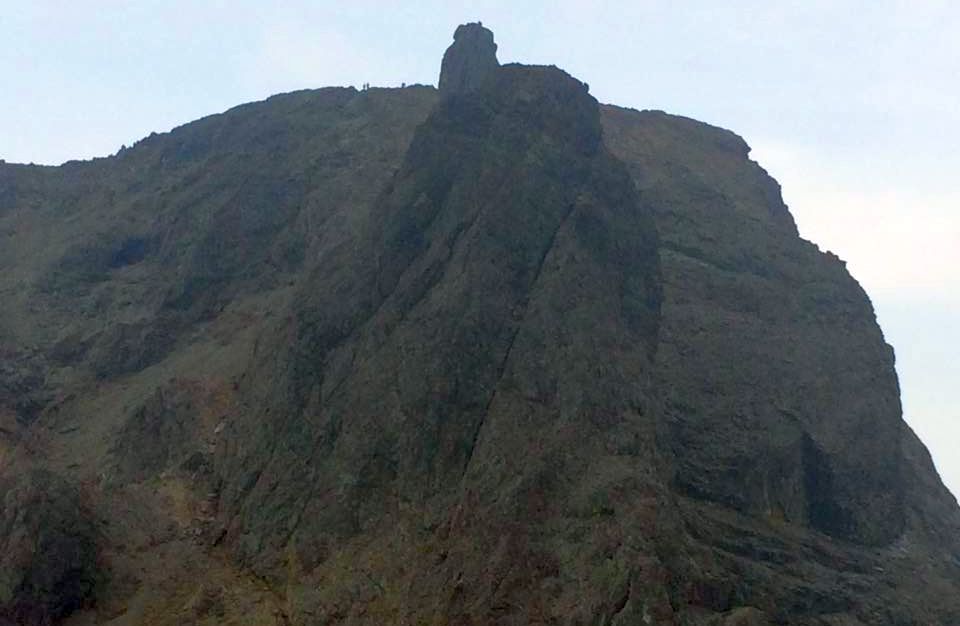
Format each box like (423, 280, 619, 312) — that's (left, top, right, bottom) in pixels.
(215, 63, 666, 623)
(438, 22, 500, 95)
(0, 86, 436, 365)
(602, 106, 960, 622)
(0, 470, 97, 626)
(0, 23, 958, 626)
(0, 85, 439, 626)
(602, 108, 905, 546)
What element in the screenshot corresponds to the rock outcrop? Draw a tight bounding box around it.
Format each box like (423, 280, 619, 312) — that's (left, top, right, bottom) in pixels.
(438, 22, 499, 95)
(0, 470, 97, 625)
(0, 22, 958, 626)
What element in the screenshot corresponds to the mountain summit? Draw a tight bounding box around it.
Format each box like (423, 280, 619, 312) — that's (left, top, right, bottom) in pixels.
(438, 21, 500, 94)
(0, 23, 958, 625)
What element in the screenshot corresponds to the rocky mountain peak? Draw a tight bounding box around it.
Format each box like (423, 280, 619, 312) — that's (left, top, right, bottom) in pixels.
(2, 22, 960, 626)
(438, 22, 499, 95)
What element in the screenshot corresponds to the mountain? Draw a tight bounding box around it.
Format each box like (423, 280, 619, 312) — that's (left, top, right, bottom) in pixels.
(1, 23, 958, 626)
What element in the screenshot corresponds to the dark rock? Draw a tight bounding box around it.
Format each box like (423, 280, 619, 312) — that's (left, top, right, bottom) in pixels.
(111, 381, 200, 482)
(108, 236, 148, 268)
(601, 105, 909, 546)
(1, 22, 959, 626)
(0, 348, 50, 425)
(438, 22, 499, 95)
(0, 470, 97, 625)
(217, 59, 661, 592)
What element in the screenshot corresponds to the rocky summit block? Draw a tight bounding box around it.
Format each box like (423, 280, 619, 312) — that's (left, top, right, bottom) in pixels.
(0, 22, 958, 626)
(438, 21, 500, 95)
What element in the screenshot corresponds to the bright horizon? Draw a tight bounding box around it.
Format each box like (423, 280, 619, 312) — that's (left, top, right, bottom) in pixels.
(3, 2, 958, 498)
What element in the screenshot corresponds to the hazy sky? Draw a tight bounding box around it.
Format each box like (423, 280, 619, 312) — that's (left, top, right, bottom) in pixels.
(2, 2, 958, 497)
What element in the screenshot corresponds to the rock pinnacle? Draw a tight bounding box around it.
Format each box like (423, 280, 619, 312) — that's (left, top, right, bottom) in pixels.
(438, 22, 499, 95)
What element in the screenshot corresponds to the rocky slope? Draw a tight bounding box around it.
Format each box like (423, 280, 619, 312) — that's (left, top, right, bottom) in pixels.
(0, 22, 958, 625)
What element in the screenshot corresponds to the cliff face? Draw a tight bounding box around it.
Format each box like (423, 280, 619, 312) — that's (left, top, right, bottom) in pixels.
(601, 107, 960, 623)
(603, 107, 908, 546)
(1, 23, 958, 626)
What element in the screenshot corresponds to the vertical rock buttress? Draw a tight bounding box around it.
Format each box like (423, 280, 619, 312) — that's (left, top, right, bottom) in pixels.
(438, 22, 499, 95)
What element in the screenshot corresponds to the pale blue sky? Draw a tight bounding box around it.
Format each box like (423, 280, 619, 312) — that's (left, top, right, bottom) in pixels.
(2, 1, 958, 497)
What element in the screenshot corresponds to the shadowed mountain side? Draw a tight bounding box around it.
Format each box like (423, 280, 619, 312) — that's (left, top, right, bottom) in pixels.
(213, 62, 665, 623)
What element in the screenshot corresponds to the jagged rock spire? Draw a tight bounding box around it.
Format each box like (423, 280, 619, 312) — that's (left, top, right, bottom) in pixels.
(438, 22, 499, 95)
